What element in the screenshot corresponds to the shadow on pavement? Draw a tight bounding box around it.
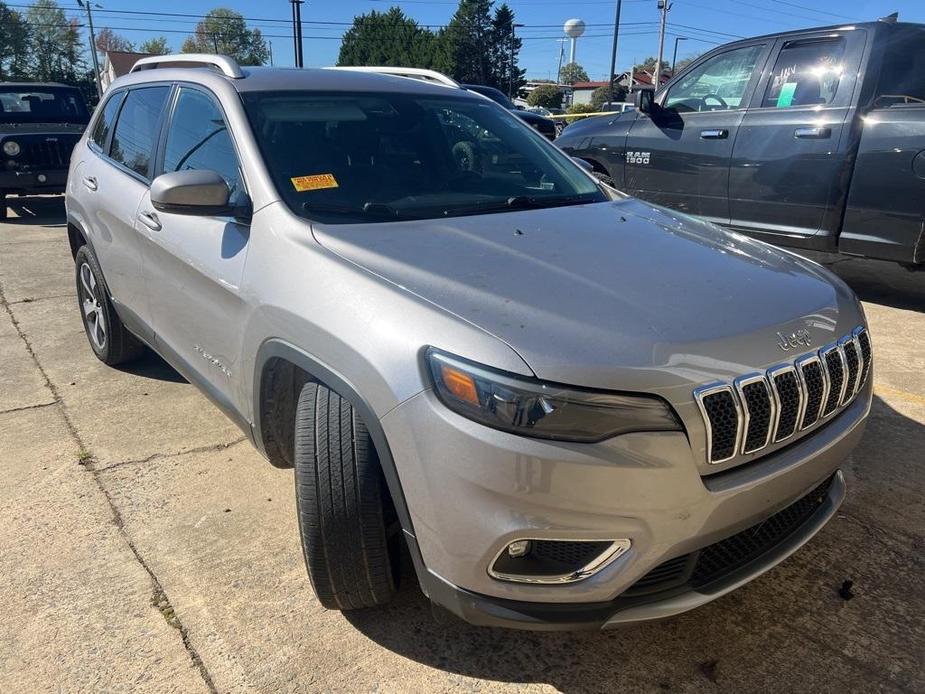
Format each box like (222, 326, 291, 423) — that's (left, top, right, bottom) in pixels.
(116, 348, 187, 383)
(799, 251, 925, 313)
(2, 195, 67, 227)
(343, 394, 923, 691)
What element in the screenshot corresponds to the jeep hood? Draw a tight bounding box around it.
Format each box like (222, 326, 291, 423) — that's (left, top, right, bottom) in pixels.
(312, 199, 860, 390)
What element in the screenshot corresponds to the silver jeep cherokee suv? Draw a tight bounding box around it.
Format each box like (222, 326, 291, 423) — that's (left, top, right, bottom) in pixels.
(65, 55, 872, 630)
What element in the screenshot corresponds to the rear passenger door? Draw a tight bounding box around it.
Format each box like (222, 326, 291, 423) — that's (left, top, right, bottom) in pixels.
(728, 29, 867, 241)
(137, 85, 251, 414)
(77, 85, 171, 339)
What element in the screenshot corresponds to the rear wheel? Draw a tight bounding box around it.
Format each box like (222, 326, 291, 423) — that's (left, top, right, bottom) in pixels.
(294, 382, 398, 610)
(74, 245, 144, 365)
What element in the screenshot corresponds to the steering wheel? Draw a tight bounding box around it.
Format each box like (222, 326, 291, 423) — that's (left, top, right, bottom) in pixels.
(701, 93, 728, 110)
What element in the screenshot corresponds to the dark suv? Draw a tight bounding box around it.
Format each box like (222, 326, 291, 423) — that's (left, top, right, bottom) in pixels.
(0, 83, 90, 219)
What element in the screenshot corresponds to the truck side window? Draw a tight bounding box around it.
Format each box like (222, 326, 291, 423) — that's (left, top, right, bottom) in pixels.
(163, 88, 246, 206)
(664, 45, 763, 113)
(874, 31, 925, 108)
(90, 92, 124, 152)
(762, 39, 846, 108)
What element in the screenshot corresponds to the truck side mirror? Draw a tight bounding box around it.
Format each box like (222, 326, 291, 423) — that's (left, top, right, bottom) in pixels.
(634, 88, 657, 115)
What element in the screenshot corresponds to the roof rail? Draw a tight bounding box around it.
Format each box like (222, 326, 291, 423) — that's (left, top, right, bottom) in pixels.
(326, 66, 460, 88)
(130, 54, 244, 79)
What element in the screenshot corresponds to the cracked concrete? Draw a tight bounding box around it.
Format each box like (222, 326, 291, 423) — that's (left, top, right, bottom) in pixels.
(1, 199, 922, 692)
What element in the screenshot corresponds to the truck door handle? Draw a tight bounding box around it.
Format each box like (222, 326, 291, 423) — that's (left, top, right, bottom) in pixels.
(82, 176, 97, 191)
(794, 127, 831, 139)
(700, 129, 728, 139)
(137, 211, 161, 232)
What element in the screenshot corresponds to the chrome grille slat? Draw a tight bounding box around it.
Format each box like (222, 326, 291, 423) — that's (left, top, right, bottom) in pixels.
(694, 325, 869, 465)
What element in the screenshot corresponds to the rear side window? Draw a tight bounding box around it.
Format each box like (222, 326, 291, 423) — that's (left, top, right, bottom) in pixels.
(664, 45, 764, 112)
(163, 88, 245, 205)
(90, 92, 124, 150)
(762, 39, 846, 108)
(110, 86, 170, 178)
(874, 29, 925, 108)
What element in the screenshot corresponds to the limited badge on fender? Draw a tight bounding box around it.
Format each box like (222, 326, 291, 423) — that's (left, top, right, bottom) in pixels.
(291, 173, 339, 192)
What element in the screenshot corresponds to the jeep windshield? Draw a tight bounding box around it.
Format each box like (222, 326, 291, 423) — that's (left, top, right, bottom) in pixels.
(242, 91, 606, 224)
(0, 87, 90, 125)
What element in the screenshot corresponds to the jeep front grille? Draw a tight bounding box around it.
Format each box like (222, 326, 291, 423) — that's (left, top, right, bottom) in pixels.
(20, 136, 79, 169)
(695, 326, 871, 465)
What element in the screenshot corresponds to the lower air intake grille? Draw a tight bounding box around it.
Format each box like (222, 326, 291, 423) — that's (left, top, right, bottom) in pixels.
(628, 474, 835, 595)
(531, 540, 612, 568)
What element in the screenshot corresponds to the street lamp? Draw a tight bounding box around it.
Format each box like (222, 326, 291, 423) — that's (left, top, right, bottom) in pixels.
(672, 36, 688, 76)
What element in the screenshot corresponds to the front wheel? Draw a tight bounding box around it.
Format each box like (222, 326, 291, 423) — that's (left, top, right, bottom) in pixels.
(294, 382, 398, 610)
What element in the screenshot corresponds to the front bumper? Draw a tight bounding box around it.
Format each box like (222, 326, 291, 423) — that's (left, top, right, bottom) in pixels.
(381, 379, 870, 628)
(0, 168, 68, 194)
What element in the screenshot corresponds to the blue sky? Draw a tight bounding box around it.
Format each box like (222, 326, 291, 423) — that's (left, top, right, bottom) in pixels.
(48, 0, 925, 80)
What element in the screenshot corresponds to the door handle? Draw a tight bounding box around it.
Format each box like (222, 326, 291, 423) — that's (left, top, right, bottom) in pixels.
(137, 211, 161, 232)
(700, 129, 728, 139)
(82, 176, 97, 191)
(794, 127, 831, 139)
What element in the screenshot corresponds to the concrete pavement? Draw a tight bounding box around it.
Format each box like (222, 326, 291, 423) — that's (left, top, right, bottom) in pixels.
(1, 197, 922, 693)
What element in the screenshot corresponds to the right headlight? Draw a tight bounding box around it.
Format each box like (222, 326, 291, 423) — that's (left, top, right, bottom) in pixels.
(3, 140, 20, 157)
(426, 348, 682, 443)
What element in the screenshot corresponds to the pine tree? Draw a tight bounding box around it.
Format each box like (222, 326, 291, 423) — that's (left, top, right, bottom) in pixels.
(443, 0, 495, 86)
(491, 4, 525, 97)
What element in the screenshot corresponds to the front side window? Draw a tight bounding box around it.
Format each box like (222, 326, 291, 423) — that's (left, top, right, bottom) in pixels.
(665, 45, 764, 112)
(0, 87, 90, 124)
(242, 91, 605, 224)
(762, 38, 846, 108)
(110, 86, 170, 179)
(163, 88, 245, 205)
(90, 92, 124, 150)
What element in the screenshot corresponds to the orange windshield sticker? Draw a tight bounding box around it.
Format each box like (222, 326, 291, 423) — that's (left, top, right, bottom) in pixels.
(291, 173, 339, 192)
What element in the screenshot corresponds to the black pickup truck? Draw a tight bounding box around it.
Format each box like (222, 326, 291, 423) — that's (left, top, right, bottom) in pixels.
(1, 83, 90, 220)
(556, 20, 925, 267)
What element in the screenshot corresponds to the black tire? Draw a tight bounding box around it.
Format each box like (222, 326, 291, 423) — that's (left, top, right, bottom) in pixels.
(294, 382, 397, 610)
(451, 140, 481, 173)
(74, 245, 144, 365)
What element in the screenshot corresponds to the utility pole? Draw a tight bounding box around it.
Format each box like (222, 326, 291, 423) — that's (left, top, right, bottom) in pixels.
(290, 0, 304, 68)
(77, 0, 102, 99)
(269, 41, 274, 66)
(653, 0, 670, 91)
(556, 38, 566, 84)
(508, 22, 524, 99)
(671, 36, 687, 75)
(607, 0, 623, 104)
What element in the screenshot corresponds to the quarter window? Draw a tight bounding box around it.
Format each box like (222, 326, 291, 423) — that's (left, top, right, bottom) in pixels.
(109, 86, 170, 179)
(762, 39, 846, 108)
(665, 45, 764, 112)
(163, 88, 245, 205)
(90, 92, 124, 151)
(874, 30, 925, 108)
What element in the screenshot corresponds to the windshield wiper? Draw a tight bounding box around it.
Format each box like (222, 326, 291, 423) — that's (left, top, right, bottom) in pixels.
(443, 194, 596, 217)
(302, 201, 401, 220)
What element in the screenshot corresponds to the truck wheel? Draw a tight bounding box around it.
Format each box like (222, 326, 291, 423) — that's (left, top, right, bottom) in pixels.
(294, 382, 397, 610)
(74, 245, 144, 365)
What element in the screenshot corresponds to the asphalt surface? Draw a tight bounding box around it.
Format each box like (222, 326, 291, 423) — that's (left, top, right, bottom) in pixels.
(1, 196, 922, 693)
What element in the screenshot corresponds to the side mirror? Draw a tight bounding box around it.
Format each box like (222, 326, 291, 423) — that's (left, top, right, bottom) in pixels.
(633, 88, 657, 115)
(151, 169, 249, 219)
(572, 157, 594, 174)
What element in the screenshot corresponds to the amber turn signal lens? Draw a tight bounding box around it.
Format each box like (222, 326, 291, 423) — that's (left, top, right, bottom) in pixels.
(439, 363, 480, 406)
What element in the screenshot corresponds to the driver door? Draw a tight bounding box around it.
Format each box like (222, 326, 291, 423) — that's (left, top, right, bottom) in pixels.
(624, 42, 771, 224)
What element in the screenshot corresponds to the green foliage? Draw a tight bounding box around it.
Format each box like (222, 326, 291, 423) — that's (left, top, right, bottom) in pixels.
(140, 36, 170, 56)
(337, 8, 439, 69)
(181, 8, 269, 65)
(591, 84, 628, 109)
(635, 56, 658, 73)
(490, 4, 525, 97)
(0, 2, 30, 80)
(25, 0, 85, 82)
(95, 27, 134, 54)
(673, 54, 699, 73)
(527, 84, 563, 109)
(443, 0, 494, 85)
(564, 102, 597, 124)
(558, 62, 589, 85)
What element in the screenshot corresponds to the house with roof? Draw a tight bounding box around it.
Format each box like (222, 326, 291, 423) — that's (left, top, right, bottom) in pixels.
(100, 50, 154, 90)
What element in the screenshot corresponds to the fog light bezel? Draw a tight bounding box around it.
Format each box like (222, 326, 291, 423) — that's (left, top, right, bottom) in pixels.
(488, 538, 631, 584)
